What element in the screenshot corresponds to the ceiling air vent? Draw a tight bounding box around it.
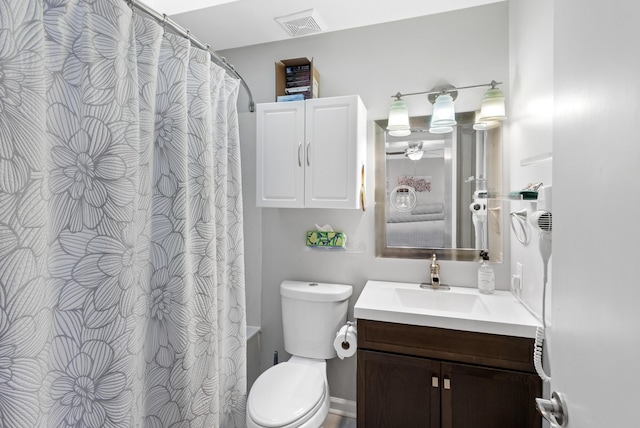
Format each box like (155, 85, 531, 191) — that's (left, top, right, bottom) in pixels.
(275, 9, 325, 37)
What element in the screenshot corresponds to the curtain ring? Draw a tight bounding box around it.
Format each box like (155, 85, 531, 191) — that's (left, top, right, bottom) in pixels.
(185, 29, 191, 40)
(161, 13, 167, 35)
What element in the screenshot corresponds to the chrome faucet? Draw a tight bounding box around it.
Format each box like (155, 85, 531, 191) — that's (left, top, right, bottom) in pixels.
(429, 253, 441, 288)
(421, 253, 447, 289)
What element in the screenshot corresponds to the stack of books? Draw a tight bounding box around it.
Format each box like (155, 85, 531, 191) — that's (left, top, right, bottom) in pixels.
(284, 64, 312, 100)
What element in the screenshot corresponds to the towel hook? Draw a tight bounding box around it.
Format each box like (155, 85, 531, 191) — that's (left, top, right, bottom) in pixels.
(510, 209, 530, 245)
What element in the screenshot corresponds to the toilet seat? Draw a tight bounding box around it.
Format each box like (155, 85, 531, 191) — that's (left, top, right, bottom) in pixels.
(247, 362, 327, 428)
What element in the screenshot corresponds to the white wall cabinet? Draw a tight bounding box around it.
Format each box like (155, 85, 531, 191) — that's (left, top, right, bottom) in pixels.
(256, 95, 367, 209)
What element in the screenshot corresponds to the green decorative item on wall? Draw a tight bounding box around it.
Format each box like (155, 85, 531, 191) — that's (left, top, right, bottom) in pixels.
(306, 231, 347, 248)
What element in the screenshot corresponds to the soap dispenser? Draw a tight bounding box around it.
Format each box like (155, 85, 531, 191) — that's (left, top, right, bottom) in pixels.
(478, 251, 495, 295)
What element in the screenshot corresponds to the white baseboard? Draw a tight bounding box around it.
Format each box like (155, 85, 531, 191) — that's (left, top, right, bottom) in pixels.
(329, 397, 357, 419)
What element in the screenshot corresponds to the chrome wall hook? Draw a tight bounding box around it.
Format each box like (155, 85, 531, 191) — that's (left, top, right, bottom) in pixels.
(510, 208, 530, 245)
(536, 391, 569, 427)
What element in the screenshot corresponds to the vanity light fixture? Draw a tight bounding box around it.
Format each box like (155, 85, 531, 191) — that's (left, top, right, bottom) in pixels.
(405, 142, 424, 161)
(386, 95, 411, 137)
(387, 80, 505, 135)
(429, 88, 457, 132)
(429, 125, 454, 134)
(406, 149, 424, 161)
(477, 81, 507, 123)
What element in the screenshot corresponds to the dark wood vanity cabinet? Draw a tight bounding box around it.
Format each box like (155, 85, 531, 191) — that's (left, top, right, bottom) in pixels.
(357, 319, 542, 428)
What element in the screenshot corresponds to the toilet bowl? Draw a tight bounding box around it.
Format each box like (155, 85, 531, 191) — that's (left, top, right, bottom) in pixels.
(246, 281, 353, 428)
(246, 357, 329, 428)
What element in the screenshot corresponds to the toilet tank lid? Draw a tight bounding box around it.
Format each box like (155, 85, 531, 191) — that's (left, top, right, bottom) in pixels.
(281, 280, 353, 302)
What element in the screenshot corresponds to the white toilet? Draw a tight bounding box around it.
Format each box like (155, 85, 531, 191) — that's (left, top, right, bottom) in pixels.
(246, 280, 353, 428)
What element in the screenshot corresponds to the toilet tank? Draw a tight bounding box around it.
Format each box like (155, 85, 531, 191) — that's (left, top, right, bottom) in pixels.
(280, 280, 352, 359)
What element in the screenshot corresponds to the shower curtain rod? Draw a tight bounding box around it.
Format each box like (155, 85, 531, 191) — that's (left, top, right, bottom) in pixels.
(127, 0, 256, 112)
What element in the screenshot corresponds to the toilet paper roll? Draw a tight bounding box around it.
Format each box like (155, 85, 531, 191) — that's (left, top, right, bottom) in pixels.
(334, 324, 357, 360)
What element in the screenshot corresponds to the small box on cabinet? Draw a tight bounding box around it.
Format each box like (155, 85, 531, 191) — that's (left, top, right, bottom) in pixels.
(275, 57, 320, 101)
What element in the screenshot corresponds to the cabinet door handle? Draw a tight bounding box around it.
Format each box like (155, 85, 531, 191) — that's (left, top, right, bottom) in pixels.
(431, 376, 439, 388)
(297, 142, 302, 167)
(443, 377, 451, 390)
(306, 142, 311, 166)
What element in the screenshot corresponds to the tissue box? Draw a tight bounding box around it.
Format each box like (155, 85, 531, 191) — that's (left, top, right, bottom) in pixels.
(306, 231, 346, 248)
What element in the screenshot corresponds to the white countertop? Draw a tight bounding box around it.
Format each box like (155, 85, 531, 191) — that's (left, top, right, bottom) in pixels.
(354, 280, 541, 338)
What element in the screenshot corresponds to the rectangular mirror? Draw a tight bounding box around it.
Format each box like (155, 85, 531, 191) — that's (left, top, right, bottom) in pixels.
(374, 112, 503, 261)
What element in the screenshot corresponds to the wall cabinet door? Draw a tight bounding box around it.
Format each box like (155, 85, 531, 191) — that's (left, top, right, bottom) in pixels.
(303, 96, 365, 209)
(256, 95, 366, 209)
(256, 100, 305, 208)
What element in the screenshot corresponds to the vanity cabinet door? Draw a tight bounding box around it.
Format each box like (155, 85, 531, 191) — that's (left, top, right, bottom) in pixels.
(441, 362, 542, 428)
(358, 350, 440, 428)
(356, 320, 542, 428)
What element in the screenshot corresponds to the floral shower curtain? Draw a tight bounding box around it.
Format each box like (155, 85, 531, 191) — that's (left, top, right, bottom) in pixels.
(0, 0, 247, 426)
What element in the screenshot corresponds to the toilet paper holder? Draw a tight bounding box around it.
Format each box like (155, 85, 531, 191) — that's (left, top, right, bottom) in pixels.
(334, 321, 358, 359)
(341, 321, 356, 349)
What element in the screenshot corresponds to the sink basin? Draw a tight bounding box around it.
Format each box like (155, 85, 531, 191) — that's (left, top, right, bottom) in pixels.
(354, 280, 541, 338)
(392, 288, 491, 315)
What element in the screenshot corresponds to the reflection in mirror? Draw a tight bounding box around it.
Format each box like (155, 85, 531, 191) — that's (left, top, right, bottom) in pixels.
(374, 113, 503, 261)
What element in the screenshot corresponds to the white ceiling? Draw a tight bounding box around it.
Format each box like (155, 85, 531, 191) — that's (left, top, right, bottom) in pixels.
(166, 0, 504, 51)
(141, 0, 240, 15)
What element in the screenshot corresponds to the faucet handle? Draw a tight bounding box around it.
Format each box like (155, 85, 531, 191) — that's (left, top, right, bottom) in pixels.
(430, 253, 439, 272)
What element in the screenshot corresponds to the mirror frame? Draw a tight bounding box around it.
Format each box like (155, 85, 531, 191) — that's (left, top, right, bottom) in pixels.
(374, 112, 503, 261)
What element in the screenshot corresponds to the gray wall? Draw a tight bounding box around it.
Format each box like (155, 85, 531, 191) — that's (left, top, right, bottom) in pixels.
(508, 0, 554, 325)
(226, 3, 509, 401)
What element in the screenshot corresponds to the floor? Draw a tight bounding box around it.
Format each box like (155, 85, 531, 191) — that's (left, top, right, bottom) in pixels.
(323, 412, 357, 428)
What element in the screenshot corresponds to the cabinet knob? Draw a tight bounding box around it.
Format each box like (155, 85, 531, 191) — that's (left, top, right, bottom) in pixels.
(306, 142, 311, 166)
(298, 142, 302, 167)
(443, 377, 451, 390)
(431, 376, 439, 388)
